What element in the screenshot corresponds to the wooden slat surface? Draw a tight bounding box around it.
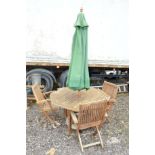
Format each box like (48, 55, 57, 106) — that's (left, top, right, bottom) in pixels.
(50, 87, 110, 112)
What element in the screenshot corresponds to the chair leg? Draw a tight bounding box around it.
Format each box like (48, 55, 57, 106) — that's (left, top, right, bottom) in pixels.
(64, 109, 67, 117)
(77, 129, 84, 152)
(43, 111, 61, 128)
(97, 113, 109, 131)
(46, 102, 61, 126)
(67, 110, 72, 135)
(38, 104, 60, 128)
(47, 101, 53, 111)
(43, 111, 54, 123)
(54, 121, 61, 126)
(96, 126, 103, 148)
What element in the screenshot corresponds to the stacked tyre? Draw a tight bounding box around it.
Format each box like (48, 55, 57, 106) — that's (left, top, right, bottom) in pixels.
(26, 68, 56, 94)
(58, 70, 68, 87)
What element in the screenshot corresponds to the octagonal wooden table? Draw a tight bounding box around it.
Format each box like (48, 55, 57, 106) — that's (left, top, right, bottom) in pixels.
(50, 87, 110, 134)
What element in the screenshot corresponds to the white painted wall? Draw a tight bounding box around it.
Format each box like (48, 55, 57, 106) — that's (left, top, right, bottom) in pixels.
(26, 0, 128, 61)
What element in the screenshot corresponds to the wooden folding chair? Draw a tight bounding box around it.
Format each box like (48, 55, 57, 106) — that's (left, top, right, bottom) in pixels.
(71, 101, 107, 152)
(32, 84, 60, 128)
(102, 81, 118, 121)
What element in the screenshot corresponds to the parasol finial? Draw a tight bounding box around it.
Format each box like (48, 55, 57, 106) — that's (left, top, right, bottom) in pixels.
(80, 7, 83, 12)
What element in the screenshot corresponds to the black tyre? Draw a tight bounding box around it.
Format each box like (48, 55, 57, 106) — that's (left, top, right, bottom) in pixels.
(26, 68, 55, 94)
(59, 70, 68, 87)
(26, 68, 56, 83)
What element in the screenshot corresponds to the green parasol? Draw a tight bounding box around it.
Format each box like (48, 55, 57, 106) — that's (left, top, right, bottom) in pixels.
(66, 9, 90, 90)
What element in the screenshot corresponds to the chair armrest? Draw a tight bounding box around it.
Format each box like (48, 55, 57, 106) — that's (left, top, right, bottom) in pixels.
(71, 112, 78, 124)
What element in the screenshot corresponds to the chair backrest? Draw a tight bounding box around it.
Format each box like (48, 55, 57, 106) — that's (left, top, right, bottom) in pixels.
(102, 81, 118, 99)
(78, 101, 107, 129)
(32, 84, 45, 103)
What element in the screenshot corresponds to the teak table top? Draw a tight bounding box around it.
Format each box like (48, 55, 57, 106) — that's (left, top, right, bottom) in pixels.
(50, 87, 110, 112)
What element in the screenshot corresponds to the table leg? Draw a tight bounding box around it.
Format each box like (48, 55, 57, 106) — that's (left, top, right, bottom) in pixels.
(67, 110, 72, 135)
(64, 109, 67, 117)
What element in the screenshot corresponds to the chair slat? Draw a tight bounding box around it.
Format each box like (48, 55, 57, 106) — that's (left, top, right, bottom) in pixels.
(32, 84, 45, 103)
(102, 81, 118, 100)
(72, 100, 107, 151)
(78, 101, 107, 129)
(31, 84, 59, 127)
(102, 81, 119, 121)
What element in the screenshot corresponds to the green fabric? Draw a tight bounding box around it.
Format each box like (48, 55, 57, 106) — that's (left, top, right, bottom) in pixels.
(66, 12, 90, 90)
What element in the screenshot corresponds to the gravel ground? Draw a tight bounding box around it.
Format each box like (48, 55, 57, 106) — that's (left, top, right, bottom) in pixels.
(26, 93, 129, 155)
